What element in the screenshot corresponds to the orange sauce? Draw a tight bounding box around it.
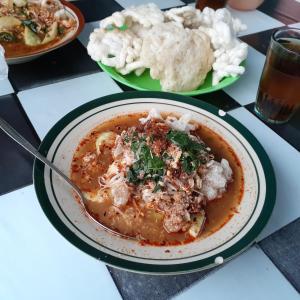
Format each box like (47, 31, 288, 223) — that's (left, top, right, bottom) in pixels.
(3, 37, 61, 58)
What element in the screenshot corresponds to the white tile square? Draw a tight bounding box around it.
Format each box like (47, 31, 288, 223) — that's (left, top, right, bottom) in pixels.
(289, 22, 300, 29)
(229, 108, 300, 240)
(223, 46, 265, 106)
(227, 7, 284, 37)
(18, 72, 122, 139)
(78, 21, 100, 48)
(174, 247, 299, 300)
(0, 186, 121, 300)
(0, 78, 14, 96)
(116, 0, 184, 10)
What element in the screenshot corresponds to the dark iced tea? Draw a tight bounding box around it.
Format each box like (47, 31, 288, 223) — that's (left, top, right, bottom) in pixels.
(196, 0, 227, 10)
(255, 28, 300, 123)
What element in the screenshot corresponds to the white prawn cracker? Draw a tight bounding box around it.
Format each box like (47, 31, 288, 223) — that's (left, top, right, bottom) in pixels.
(87, 3, 248, 91)
(140, 23, 214, 92)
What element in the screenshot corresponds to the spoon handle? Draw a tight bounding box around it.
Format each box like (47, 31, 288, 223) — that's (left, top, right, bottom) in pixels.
(0, 117, 136, 238)
(0, 117, 82, 196)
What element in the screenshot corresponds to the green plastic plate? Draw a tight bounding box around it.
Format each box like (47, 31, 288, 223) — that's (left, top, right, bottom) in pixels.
(98, 61, 245, 95)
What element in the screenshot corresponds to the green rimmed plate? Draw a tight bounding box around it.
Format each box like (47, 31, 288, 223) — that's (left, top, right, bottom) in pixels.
(33, 91, 275, 274)
(98, 62, 246, 95)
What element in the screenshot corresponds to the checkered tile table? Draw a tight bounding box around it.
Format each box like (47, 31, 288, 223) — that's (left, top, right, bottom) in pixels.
(1, 1, 300, 299)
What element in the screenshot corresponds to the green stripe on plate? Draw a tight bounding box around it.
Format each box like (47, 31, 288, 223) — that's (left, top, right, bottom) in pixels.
(33, 91, 276, 274)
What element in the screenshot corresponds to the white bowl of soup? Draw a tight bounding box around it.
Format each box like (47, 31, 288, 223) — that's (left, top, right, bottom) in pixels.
(33, 92, 276, 274)
(0, 0, 84, 64)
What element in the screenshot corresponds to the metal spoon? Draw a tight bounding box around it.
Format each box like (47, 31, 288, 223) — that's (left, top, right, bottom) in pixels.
(0, 117, 133, 239)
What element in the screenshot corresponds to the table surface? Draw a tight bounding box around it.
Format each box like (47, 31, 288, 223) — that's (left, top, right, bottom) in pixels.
(1, 0, 300, 299)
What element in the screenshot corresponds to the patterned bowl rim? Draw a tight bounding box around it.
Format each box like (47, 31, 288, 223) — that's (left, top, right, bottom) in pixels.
(33, 91, 276, 274)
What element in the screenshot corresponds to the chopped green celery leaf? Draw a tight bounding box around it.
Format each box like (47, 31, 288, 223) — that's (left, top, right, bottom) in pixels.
(167, 130, 191, 148)
(162, 152, 171, 160)
(127, 135, 165, 185)
(127, 169, 137, 183)
(153, 183, 161, 193)
(167, 130, 205, 152)
(22, 20, 38, 33)
(131, 140, 139, 152)
(57, 26, 65, 35)
(167, 129, 207, 173)
(0, 32, 15, 42)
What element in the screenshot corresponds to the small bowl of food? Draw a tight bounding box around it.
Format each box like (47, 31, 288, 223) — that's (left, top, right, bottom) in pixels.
(0, 0, 84, 64)
(87, 3, 248, 95)
(34, 92, 276, 274)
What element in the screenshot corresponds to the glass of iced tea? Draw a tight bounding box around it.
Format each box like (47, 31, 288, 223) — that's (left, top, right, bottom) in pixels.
(255, 28, 300, 124)
(196, 0, 227, 10)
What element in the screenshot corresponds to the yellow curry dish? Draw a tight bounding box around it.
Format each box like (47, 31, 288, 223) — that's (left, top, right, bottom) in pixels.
(0, 0, 79, 58)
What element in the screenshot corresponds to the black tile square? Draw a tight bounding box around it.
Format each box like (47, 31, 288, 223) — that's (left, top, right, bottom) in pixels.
(240, 27, 286, 56)
(259, 218, 300, 293)
(73, 0, 124, 23)
(114, 80, 135, 92)
(194, 90, 241, 112)
(116, 81, 240, 112)
(8, 39, 99, 92)
(0, 94, 40, 196)
(181, 0, 196, 4)
(161, 4, 186, 11)
(245, 102, 300, 152)
(258, 0, 300, 25)
(108, 266, 213, 300)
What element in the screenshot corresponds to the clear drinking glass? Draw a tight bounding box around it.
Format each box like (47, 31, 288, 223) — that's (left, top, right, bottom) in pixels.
(255, 28, 300, 124)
